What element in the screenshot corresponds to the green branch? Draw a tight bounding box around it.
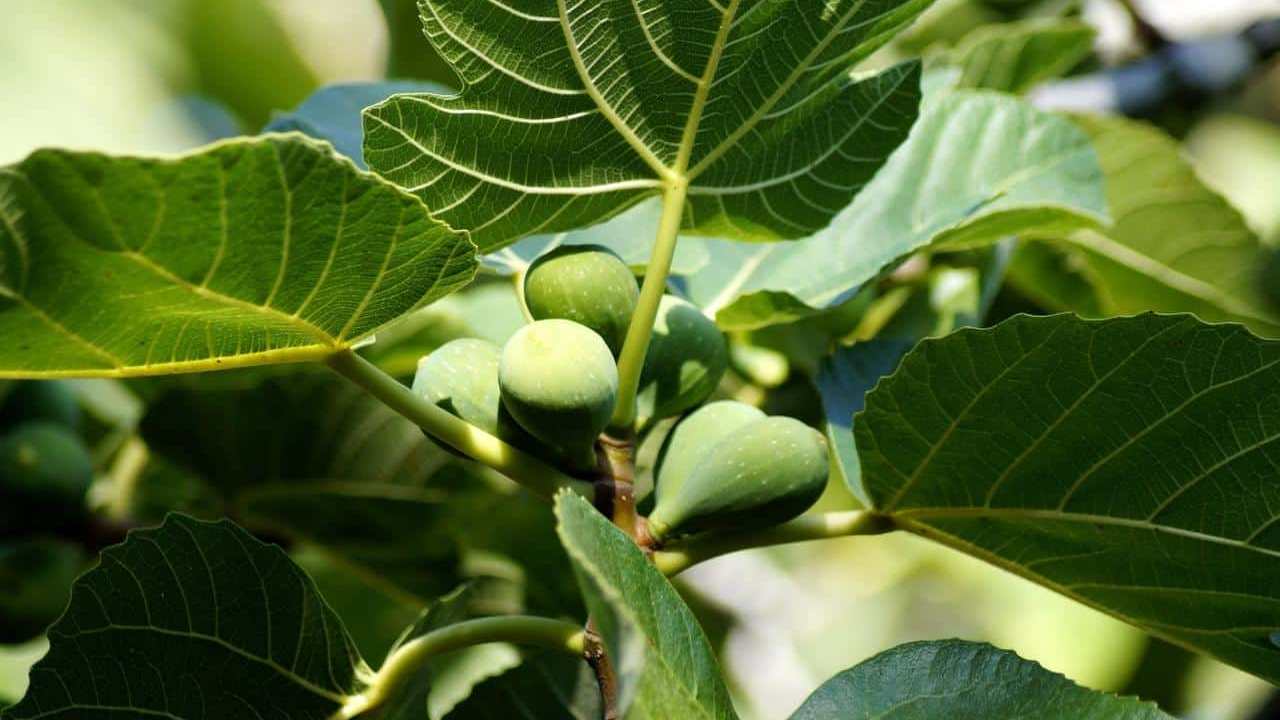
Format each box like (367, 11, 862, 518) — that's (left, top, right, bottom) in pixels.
(611, 181, 689, 433)
(652, 511, 896, 576)
(326, 349, 592, 499)
(336, 616, 586, 719)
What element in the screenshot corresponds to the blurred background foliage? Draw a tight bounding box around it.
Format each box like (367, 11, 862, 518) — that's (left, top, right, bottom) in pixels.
(1, 0, 1279, 718)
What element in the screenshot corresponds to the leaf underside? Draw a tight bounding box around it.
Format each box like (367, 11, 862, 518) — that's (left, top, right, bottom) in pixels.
(856, 313, 1280, 683)
(364, 0, 934, 250)
(555, 492, 736, 719)
(679, 91, 1108, 330)
(791, 640, 1171, 719)
(0, 134, 476, 378)
(3, 514, 367, 720)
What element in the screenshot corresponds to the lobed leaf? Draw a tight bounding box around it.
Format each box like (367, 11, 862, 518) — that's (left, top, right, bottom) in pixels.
(2, 514, 368, 720)
(856, 313, 1280, 683)
(555, 492, 736, 719)
(364, 0, 933, 250)
(679, 92, 1108, 330)
(791, 640, 1171, 719)
(0, 135, 477, 379)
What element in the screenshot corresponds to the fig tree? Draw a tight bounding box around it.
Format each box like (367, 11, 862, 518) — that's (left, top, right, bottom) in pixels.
(636, 295, 728, 427)
(648, 415, 829, 542)
(499, 319, 618, 470)
(412, 338, 538, 453)
(0, 422, 94, 535)
(0, 539, 84, 643)
(523, 244, 639, 356)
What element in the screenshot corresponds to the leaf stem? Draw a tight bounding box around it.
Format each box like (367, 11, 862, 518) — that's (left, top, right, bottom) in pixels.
(337, 616, 586, 719)
(610, 181, 689, 433)
(652, 511, 895, 576)
(326, 349, 592, 500)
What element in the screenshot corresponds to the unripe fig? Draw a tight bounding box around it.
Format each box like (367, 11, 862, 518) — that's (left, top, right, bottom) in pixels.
(0, 423, 94, 535)
(0, 539, 84, 643)
(0, 380, 82, 433)
(523, 244, 639, 356)
(636, 295, 728, 426)
(412, 338, 538, 453)
(654, 400, 765, 509)
(499, 319, 618, 470)
(648, 416, 829, 542)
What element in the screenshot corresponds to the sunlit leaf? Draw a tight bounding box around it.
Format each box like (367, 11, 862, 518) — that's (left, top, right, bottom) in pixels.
(952, 18, 1095, 94)
(365, 1, 934, 249)
(0, 135, 477, 378)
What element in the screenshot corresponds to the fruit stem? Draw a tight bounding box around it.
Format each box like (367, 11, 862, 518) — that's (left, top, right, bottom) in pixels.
(609, 180, 689, 434)
(326, 349, 593, 500)
(651, 511, 895, 576)
(336, 616, 586, 719)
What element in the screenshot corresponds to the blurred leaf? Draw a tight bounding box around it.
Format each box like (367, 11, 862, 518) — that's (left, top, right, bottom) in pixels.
(856, 313, 1280, 683)
(680, 92, 1107, 330)
(365, 3, 930, 250)
(1006, 240, 1105, 315)
(291, 548, 421, 663)
(180, 0, 318, 128)
(555, 492, 736, 719)
(1185, 114, 1280, 244)
(952, 18, 1094, 94)
(482, 199, 709, 277)
(0, 136, 477, 379)
(266, 82, 450, 169)
(791, 640, 1171, 719)
(444, 651, 600, 720)
(376, 584, 472, 720)
(0, 540, 87, 645)
(4, 515, 368, 720)
(1045, 116, 1280, 337)
(376, 0, 457, 83)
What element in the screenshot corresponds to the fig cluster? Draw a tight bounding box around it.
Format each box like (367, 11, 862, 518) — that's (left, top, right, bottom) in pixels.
(0, 381, 92, 642)
(413, 244, 829, 541)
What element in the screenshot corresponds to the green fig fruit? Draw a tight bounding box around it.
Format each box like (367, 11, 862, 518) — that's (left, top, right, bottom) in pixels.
(0, 423, 94, 535)
(0, 381, 82, 433)
(0, 539, 84, 643)
(636, 295, 728, 427)
(654, 400, 766, 509)
(523, 244, 639, 356)
(412, 338, 538, 454)
(648, 416, 829, 542)
(499, 319, 618, 470)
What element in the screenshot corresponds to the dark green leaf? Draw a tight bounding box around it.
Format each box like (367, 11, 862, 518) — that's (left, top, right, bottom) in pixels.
(856, 313, 1280, 683)
(266, 82, 450, 169)
(365, 2, 932, 249)
(0, 135, 477, 378)
(680, 92, 1107, 330)
(376, 584, 473, 720)
(555, 492, 736, 719)
(3, 514, 368, 720)
(443, 651, 600, 720)
(790, 640, 1171, 719)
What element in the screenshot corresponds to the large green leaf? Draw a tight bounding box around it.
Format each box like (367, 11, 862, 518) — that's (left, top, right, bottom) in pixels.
(364, 0, 933, 250)
(680, 91, 1107, 330)
(952, 18, 1095, 94)
(790, 640, 1171, 719)
(855, 313, 1280, 683)
(1039, 116, 1280, 337)
(555, 492, 736, 719)
(2, 514, 369, 720)
(0, 135, 477, 379)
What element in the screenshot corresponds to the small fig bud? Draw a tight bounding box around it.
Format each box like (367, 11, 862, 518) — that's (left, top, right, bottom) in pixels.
(523, 244, 639, 357)
(648, 415, 829, 542)
(636, 295, 728, 426)
(499, 319, 618, 470)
